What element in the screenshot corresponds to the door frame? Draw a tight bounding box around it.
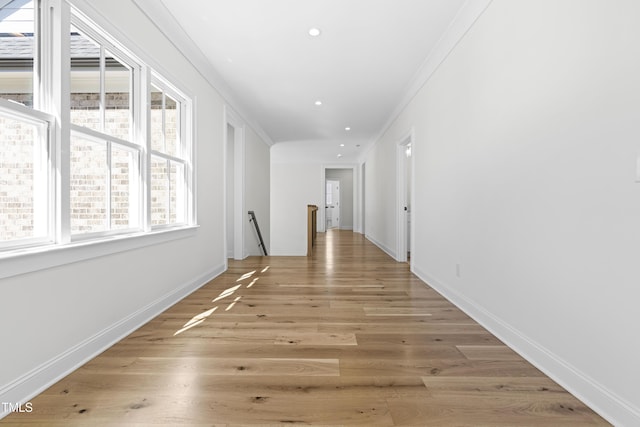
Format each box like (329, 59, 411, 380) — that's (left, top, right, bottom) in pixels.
(321, 164, 360, 233)
(396, 128, 414, 263)
(224, 105, 246, 261)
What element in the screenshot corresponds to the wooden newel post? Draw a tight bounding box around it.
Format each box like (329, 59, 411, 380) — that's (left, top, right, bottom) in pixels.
(307, 205, 318, 256)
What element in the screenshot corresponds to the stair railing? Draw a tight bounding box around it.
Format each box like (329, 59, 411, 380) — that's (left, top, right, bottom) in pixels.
(248, 211, 268, 256)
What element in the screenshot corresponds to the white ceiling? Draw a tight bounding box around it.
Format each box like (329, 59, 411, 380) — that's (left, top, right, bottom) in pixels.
(137, 0, 467, 162)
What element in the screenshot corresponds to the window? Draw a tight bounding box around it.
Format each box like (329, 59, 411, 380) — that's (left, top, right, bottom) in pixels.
(69, 131, 140, 235)
(69, 19, 141, 237)
(1, 0, 54, 249)
(150, 80, 189, 227)
(0, 102, 52, 248)
(70, 24, 133, 140)
(0, 0, 195, 264)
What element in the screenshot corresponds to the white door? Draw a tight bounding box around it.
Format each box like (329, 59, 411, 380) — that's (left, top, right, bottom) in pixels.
(396, 134, 412, 263)
(325, 180, 340, 229)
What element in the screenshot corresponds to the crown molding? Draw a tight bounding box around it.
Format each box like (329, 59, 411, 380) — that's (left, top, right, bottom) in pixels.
(359, 0, 493, 163)
(131, 0, 274, 147)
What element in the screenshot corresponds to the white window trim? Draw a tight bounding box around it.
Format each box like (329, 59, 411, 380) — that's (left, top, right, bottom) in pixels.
(0, 0, 198, 278)
(0, 225, 198, 280)
(0, 98, 53, 125)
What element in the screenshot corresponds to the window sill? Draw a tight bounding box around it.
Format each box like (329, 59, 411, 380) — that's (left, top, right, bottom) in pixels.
(0, 226, 199, 280)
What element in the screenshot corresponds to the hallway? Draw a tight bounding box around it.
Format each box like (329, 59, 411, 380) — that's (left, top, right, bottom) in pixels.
(2, 230, 608, 425)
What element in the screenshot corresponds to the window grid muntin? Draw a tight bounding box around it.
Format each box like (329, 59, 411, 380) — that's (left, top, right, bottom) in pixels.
(69, 20, 135, 143)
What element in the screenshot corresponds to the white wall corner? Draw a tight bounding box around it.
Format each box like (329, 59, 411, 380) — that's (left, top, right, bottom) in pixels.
(365, 234, 396, 260)
(411, 265, 640, 427)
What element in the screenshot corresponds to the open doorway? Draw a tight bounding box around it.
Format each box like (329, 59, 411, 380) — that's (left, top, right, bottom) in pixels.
(324, 168, 355, 232)
(224, 106, 245, 260)
(226, 124, 235, 258)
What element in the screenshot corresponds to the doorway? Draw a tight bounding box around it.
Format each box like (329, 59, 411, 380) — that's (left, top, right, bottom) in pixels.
(224, 106, 245, 260)
(325, 179, 340, 229)
(226, 124, 235, 258)
(324, 167, 357, 232)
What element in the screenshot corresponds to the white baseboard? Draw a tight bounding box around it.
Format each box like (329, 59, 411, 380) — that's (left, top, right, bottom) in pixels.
(0, 262, 226, 420)
(412, 265, 640, 427)
(365, 234, 396, 259)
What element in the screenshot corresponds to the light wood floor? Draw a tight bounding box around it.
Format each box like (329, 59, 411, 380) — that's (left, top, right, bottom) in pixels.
(3, 230, 609, 426)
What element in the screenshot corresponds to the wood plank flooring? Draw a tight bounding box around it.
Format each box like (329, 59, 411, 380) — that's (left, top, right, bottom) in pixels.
(2, 230, 610, 426)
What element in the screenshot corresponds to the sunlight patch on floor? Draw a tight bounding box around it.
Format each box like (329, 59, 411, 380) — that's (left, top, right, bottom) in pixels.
(236, 270, 256, 282)
(212, 284, 242, 303)
(174, 264, 271, 335)
(174, 306, 218, 336)
(226, 296, 242, 311)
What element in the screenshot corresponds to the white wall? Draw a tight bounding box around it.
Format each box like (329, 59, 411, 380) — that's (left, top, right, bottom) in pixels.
(270, 161, 323, 256)
(0, 0, 269, 411)
(364, 1, 640, 425)
(244, 126, 270, 255)
(363, 133, 397, 257)
(271, 142, 362, 255)
(326, 168, 354, 230)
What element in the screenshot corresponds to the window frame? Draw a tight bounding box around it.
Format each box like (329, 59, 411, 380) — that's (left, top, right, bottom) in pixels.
(68, 12, 144, 240)
(148, 74, 193, 230)
(0, 0, 198, 279)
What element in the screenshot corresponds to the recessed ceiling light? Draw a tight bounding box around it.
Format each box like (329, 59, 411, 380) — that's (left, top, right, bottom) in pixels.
(340, 144, 345, 147)
(314, 100, 322, 106)
(308, 27, 321, 37)
(337, 154, 343, 158)
(345, 127, 351, 131)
